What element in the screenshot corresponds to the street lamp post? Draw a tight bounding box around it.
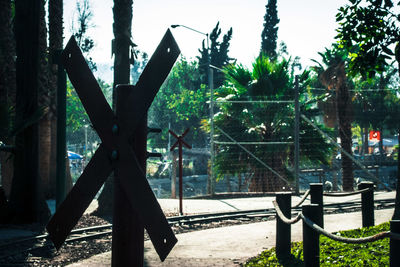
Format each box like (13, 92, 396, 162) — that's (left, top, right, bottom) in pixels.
(171, 24, 215, 195)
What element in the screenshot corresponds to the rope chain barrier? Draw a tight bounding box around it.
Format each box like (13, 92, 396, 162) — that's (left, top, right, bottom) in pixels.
(272, 200, 302, 225)
(300, 214, 392, 243)
(292, 190, 310, 208)
(323, 187, 373, 197)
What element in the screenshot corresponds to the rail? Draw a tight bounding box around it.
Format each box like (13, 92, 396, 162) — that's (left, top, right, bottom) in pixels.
(323, 187, 373, 197)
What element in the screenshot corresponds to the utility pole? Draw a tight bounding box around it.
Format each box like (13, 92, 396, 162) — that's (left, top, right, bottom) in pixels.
(170, 24, 215, 195)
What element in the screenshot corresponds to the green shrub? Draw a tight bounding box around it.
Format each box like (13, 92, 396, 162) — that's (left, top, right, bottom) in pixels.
(245, 222, 390, 266)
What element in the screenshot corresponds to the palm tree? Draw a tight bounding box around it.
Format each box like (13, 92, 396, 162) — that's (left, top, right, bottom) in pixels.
(9, 0, 50, 224)
(95, 0, 133, 216)
(0, 0, 16, 200)
(311, 45, 357, 191)
(214, 55, 333, 192)
(38, 0, 53, 199)
(319, 61, 354, 191)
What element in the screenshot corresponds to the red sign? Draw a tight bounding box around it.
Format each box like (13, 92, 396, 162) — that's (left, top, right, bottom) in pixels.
(369, 131, 381, 141)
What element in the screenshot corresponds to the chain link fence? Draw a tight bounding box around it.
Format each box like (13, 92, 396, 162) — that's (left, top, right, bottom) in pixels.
(66, 86, 399, 198)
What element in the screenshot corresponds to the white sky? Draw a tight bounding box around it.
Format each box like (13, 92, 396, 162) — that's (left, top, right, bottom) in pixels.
(64, 0, 349, 72)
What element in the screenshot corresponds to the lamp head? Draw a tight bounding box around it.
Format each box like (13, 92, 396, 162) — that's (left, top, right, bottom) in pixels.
(171, 25, 180, 28)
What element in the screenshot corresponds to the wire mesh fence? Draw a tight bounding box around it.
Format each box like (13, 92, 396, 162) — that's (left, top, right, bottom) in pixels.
(213, 99, 295, 193)
(66, 86, 400, 198)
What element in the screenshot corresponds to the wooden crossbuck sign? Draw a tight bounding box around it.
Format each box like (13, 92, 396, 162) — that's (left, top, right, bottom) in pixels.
(46, 29, 180, 262)
(169, 129, 191, 215)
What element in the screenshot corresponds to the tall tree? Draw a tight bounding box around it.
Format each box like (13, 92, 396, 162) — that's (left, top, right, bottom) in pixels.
(311, 45, 356, 191)
(95, 0, 134, 217)
(320, 61, 354, 191)
(260, 0, 279, 59)
(148, 58, 208, 149)
(0, 0, 16, 199)
(336, 0, 400, 213)
(72, 0, 96, 71)
(215, 56, 333, 192)
(38, 0, 52, 199)
(198, 22, 233, 88)
(9, 0, 50, 223)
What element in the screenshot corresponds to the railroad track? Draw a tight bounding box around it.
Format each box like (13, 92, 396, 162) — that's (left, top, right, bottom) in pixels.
(0, 197, 395, 263)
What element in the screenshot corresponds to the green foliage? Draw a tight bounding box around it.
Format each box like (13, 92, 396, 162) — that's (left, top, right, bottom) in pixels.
(214, 55, 333, 190)
(261, 0, 280, 59)
(352, 68, 398, 134)
(148, 57, 208, 149)
(336, 0, 400, 79)
(66, 78, 112, 133)
(245, 222, 390, 266)
(72, 0, 96, 71)
(197, 22, 234, 88)
(131, 51, 148, 85)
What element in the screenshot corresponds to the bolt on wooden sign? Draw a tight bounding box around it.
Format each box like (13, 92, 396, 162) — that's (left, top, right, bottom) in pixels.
(46, 29, 180, 261)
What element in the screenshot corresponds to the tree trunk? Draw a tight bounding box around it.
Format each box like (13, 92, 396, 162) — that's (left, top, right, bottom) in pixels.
(9, 0, 50, 224)
(392, 130, 400, 220)
(226, 175, 231, 193)
(363, 127, 369, 155)
(336, 81, 354, 191)
(0, 0, 16, 115)
(378, 128, 384, 162)
(248, 157, 286, 192)
(392, 51, 400, 219)
(38, 0, 53, 199)
(0, 0, 16, 199)
(94, 0, 133, 216)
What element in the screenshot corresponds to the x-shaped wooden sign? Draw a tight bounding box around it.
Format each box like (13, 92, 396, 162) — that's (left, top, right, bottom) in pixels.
(169, 129, 191, 215)
(46, 29, 180, 261)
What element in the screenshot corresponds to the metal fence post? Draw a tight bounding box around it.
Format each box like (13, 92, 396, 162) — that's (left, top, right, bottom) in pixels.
(294, 76, 300, 195)
(276, 192, 292, 258)
(302, 204, 322, 267)
(310, 183, 323, 227)
(390, 220, 400, 267)
(358, 181, 374, 227)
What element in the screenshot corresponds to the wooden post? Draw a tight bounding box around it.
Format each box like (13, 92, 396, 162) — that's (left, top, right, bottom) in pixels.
(178, 138, 183, 215)
(112, 85, 145, 266)
(276, 192, 291, 258)
(390, 220, 400, 267)
(171, 151, 177, 199)
(302, 204, 322, 267)
(310, 183, 323, 228)
(358, 181, 374, 227)
(169, 129, 191, 215)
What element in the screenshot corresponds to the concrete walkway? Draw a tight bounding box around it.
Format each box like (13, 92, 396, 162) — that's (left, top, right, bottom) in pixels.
(69, 200, 395, 266)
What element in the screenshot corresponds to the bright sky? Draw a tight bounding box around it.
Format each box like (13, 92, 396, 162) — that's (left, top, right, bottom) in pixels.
(64, 0, 349, 79)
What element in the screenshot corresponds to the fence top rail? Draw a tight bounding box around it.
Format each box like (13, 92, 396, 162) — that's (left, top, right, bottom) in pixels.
(215, 100, 294, 104)
(214, 141, 293, 145)
(323, 187, 373, 197)
(273, 200, 302, 225)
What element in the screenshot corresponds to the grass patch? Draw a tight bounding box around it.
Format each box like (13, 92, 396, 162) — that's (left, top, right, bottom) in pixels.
(244, 222, 390, 266)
